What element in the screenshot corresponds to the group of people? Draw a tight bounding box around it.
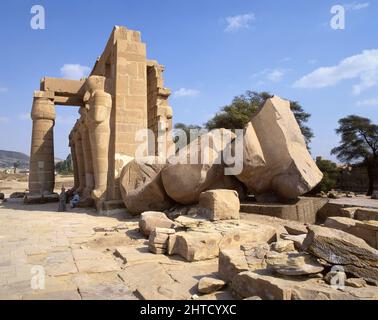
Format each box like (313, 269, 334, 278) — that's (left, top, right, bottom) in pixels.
(58, 186, 80, 212)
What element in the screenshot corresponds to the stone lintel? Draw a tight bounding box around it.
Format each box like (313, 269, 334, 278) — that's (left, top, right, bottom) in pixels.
(40, 77, 86, 97)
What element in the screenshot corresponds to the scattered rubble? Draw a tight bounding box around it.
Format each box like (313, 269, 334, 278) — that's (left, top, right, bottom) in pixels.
(303, 225, 378, 283)
(197, 277, 226, 294)
(139, 211, 176, 237)
(266, 251, 324, 276)
(149, 228, 175, 254)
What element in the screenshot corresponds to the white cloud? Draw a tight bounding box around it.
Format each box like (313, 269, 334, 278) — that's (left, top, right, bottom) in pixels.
(357, 98, 378, 107)
(0, 116, 10, 123)
(251, 68, 287, 83)
(344, 2, 370, 11)
(0, 87, 8, 93)
(19, 113, 30, 120)
(293, 49, 378, 95)
(173, 88, 200, 98)
(60, 64, 90, 80)
(225, 13, 255, 32)
(266, 69, 286, 82)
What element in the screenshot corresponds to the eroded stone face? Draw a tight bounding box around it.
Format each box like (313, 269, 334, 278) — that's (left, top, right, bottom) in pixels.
(235, 96, 323, 200)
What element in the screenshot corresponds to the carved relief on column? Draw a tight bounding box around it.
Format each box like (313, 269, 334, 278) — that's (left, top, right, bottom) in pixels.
(79, 107, 95, 205)
(29, 93, 56, 195)
(69, 131, 79, 190)
(73, 120, 86, 195)
(84, 75, 112, 201)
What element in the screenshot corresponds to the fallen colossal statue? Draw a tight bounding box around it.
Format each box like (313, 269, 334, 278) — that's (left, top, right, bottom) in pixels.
(120, 95, 323, 215)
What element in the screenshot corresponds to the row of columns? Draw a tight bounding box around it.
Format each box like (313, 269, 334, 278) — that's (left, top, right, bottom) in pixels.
(29, 76, 112, 207)
(69, 76, 112, 205)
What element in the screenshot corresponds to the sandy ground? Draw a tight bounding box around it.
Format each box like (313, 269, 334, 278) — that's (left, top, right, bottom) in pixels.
(1, 176, 377, 300)
(0, 176, 232, 300)
(0, 174, 75, 198)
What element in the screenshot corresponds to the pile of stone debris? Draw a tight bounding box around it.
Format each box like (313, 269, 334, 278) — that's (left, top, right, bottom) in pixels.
(134, 189, 378, 300)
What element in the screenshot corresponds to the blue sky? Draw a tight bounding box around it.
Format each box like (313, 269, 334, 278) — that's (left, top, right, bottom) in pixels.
(0, 0, 377, 160)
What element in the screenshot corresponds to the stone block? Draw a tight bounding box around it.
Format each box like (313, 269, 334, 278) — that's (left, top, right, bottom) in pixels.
(218, 249, 249, 283)
(325, 217, 377, 249)
(240, 197, 326, 224)
(168, 231, 222, 262)
(199, 189, 240, 221)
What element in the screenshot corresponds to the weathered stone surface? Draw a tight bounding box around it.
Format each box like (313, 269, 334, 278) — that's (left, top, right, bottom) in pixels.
(218, 222, 277, 250)
(266, 251, 324, 276)
(78, 282, 137, 300)
(218, 249, 249, 283)
(148, 228, 175, 254)
(115, 245, 171, 265)
(175, 215, 208, 228)
(303, 225, 378, 283)
(139, 211, 175, 237)
(345, 278, 367, 288)
(240, 197, 326, 224)
(242, 243, 269, 271)
(199, 189, 240, 221)
(118, 262, 187, 300)
(271, 240, 295, 253)
(355, 208, 378, 221)
(231, 271, 292, 300)
(198, 277, 226, 294)
(168, 231, 222, 262)
(231, 271, 357, 300)
(235, 96, 323, 200)
(280, 233, 307, 251)
(372, 191, 378, 199)
(161, 129, 246, 205)
(325, 216, 378, 249)
(120, 158, 173, 215)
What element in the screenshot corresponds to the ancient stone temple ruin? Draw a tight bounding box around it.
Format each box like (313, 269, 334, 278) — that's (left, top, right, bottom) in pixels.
(28, 26, 173, 211)
(28, 25, 324, 215)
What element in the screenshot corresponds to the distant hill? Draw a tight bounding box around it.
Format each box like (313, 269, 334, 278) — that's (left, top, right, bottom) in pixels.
(0, 150, 30, 169)
(0, 150, 63, 169)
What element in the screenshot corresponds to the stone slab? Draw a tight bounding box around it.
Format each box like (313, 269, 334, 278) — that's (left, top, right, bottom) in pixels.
(240, 197, 327, 224)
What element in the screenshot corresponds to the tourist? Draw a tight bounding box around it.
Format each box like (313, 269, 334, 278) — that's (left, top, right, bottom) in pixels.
(58, 186, 66, 212)
(70, 192, 80, 208)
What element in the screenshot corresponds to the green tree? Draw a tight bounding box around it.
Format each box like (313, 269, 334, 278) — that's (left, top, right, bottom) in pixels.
(312, 157, 341, 193)
(331, 115, 378, 196)
(205, 91, 314, 146)
(55, 154, 73, 175)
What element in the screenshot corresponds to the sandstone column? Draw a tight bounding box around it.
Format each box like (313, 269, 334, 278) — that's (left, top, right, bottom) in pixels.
(73, 121, 86, 195)
(29, 93, 56, 195)
(85, 76, 112, 201)
(79, 107, 95, 203)
(69, 131, 79, 190)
